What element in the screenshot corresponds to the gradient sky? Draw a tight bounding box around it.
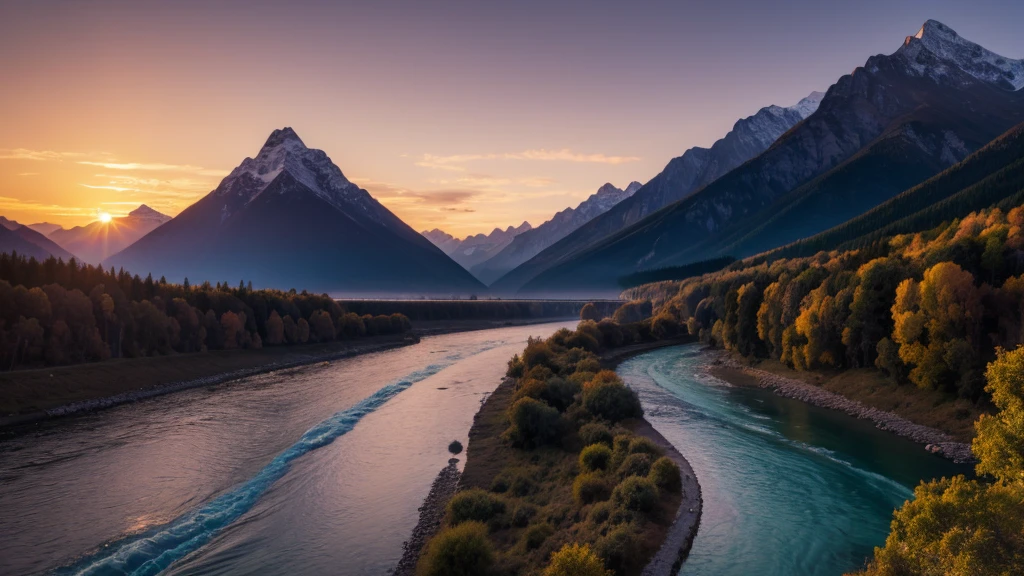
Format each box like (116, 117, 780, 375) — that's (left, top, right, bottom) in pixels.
(1, 0, 1022, 238)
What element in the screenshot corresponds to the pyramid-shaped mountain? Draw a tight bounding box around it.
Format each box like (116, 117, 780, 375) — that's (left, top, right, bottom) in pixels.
(49, 204, 172, 265)
(106, 128, 486, 296)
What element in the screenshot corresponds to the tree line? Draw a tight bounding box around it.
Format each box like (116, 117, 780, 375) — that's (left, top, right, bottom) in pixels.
(0, 252, 411, 370)
(628, 203, 1024, 401)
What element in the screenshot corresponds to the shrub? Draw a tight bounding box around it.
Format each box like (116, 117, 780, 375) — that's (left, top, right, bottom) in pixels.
(565, 330, 601, 353)
(507, 354, 525, 378)
(627, 437, 661, 456)
(594, 524, 639, 573)
(448, 440, 463, 455)
(617, 453, 653, 478)
(580, 303, 603, 322)
(505, 397, 562, 448)
(596, 320, 624, 348)
(418, 521, 494, 576)
(576, 357, 601, 373)
(588, 501, 612, 524)
(522, 338, 556, 370)
(583, 382, 643, 423)
(579, 444, 613, 472)
(522, 522, 555, 550)
(612, 476, 659, 513)
(447, 488, 506, 525)
(543, 377, 581, 412)
(544, 543, 612, 576)
(514, 378, 548, 402)
(511, 503, 537, 528)
(578, 423, 613, 447)
(612, 300, 652, 324)
(573, 472, 612, 505)
(648, 456, 682, 493)
(612, 434, 632, 454)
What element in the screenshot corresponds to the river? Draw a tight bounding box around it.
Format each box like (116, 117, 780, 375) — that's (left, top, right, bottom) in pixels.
(0, 330, 967, 576)
(620, 344, 969, 576)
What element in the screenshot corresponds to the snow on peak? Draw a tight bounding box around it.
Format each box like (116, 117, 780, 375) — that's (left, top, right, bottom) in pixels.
(901, 19, 1024, 90)
(128, 204, 170, 221)
(788, 91, 825, 118)
(209, 128, 393, 227)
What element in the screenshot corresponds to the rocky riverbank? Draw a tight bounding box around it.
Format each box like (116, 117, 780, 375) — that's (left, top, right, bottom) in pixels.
(709, 352, 974, 464)
(391, 458, 462, 576)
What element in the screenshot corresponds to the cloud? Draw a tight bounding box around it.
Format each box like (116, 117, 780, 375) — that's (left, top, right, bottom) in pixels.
(17, 172, 40, 176)
(441, 207, 477, 213)
(0, 149, 87, 161)
(417, 149, 640, 170)
(77, 161, 226, 176)
(0, 196, 88, 215)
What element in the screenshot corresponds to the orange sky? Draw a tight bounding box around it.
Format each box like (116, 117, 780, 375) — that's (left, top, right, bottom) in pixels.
(2, 1, 1021, 238)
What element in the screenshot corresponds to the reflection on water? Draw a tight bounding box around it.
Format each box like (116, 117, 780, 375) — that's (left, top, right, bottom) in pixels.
(0, 321, 573, 576)
(620, 344, 969, 576)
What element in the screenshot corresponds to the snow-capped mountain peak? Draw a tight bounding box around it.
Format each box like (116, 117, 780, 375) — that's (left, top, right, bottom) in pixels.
(901, 19, 1024, 90)
(128, 204, 171, 222)
(213, 127, 387, 226)
(788, 91, 826, 118)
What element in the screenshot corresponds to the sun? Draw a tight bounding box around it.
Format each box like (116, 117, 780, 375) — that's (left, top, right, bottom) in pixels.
(98, 211, 113, 223)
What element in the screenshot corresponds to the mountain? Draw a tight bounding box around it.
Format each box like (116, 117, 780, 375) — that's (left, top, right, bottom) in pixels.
(767, 121, 1024, 261)
(0, 216, 76, 261)
(489, 90, 824, 294)
(105, 128, 486, 296)
(470, 181, 642, 285)
(49, 205, 172, 265)
(512, 20, 1024, 296)
(27, 222, 62, 236)
(423, 222, 533, 273)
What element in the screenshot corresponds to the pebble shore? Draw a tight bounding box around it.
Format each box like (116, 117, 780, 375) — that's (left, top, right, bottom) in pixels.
(712, 353, 974, 464)
(391, 458, 462, 576)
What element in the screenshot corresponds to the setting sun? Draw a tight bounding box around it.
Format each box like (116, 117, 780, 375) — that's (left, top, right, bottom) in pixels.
(97, 211, 112, 223)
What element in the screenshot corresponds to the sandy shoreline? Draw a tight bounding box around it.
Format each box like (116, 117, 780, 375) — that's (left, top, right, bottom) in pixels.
(706, 351, 974, 464)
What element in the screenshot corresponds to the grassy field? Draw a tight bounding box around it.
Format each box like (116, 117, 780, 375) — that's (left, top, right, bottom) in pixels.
(0, 334, 411, 417)
(728, 355, 988, 443)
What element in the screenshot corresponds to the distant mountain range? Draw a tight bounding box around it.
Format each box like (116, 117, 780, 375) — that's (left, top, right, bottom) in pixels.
(0, 216, 76, 261)
(49, 205, 171, 265)
(105, 128, 486, 296)
(423, 221, 532, 272)
(507, 20, 1024, 296)
(470, 181, 642, 285)
(489, 90, 825, 294)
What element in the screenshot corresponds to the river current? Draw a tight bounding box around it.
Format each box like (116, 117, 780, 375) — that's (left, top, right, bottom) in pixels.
(0, 329, 966, 575)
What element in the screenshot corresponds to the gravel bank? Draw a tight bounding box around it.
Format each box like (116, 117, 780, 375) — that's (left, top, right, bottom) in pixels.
(710, 352, 974, 464)
(391, 458, 462, 576)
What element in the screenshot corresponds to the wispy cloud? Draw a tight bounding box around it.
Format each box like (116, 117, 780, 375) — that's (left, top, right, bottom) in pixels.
(416, 149, 640, 170)
(16, 172, 40, 176)
(77, 161, 226, 176)
(0, 196, 88, 215)
(0, 148, 87, 161)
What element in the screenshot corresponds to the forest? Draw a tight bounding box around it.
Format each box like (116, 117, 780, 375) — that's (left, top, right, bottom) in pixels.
(0, 252, 411, 370)
(628, 203, 1024, 401)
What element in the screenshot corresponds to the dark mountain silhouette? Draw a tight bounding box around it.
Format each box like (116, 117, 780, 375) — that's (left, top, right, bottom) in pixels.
(490, 91, 823, 294)
(423, 221, 532, 273)
(513, 20, 1024, 296)
(106, 128, 486, 296)
(471, 181, 642, 285)
(0, 216, 76, 260)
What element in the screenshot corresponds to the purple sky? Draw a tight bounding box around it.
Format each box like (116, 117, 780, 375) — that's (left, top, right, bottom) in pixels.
(1, 0, 1022, 235)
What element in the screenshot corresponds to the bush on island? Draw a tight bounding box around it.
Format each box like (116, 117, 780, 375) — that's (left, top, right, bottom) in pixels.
(447, 488, 506, 525)
(417, 521, 494, 576)
(572, 472, 612, 505)
(612, 476, 659, 513)
(523, 522, 555, 550)
(649, 456, 682, 493)
(448, 440, 463, 455)
(594, 524, 640, 573)
(579, 444, 613, 472)
(583, 381, 643, 423)
(505, 397, 562, 448)
(578, 422, 614, 447)
(544, 543, 612, 576)
(617, 453, 654, 478)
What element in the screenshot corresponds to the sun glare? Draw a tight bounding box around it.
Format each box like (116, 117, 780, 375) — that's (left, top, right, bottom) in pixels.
(98, 211, 113, 223)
